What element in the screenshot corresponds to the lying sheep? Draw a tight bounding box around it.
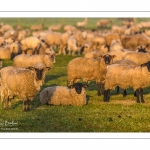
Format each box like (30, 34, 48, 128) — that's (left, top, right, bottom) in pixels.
(103, 61, 150, 103)
(40, 83, 88, 106)
(67, 54, 116, 96)
(0, 62, 50, 111)
(13, 52, 55, 68)
(20, 36, 42, 54)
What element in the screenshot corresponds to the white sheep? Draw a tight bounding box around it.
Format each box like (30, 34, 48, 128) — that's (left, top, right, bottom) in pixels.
(103, 61, 150, 103)
(0, 62, 50, 111)
(40, 83, 88, 106)
(20, 36, 42, 54)
(67, 36, 78, 55)
(13, 52, 55, 68)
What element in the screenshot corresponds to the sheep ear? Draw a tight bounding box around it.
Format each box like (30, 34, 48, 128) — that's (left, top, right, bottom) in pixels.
(141, 63, 147, 67)
(112, 55, 116, 58)
(27, 66, 34, 70)
(68, 85, 74, 89)
(83, 84, 88, 88)
(45, 67, 51, 72)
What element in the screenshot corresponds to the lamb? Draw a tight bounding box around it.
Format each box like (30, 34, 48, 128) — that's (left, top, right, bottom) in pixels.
(19, 36, 42, 54)
(13, 52, 55, 68)
(103, 61, 150, 103)
(0, 62, 50, 111)
(40, 83, 88, 106)
(67, 54, 116, 96)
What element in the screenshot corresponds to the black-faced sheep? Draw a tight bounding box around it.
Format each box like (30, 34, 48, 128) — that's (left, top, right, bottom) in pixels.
(103, 61, 150, 103)
(40, 83, 88, 106)
(67, 54, 116, 96)
(0, 62, 50, 111)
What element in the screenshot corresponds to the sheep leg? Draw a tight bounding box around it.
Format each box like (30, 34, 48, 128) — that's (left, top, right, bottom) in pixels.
(104, 89, 110, 102)
(97, 82, 101, 96)
(7, 97, 12, 109)
(140, 88, 145, 103)
(135, 89, 140, 103)
(101, 83, 104, 95)
(123, 89, 127, 97)
(116, 86, 120, 95)
(23, 100, 28, 112)
(26, 99, 31, 111)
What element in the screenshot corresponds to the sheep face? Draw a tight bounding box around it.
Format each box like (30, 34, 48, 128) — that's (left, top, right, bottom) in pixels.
(102, 54, 116, 65)
(68, 83, 88, 94)
(141, 61, 150, 71)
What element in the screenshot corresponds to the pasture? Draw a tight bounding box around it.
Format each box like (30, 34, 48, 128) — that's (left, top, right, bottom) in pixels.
(1, 18, 150, 132)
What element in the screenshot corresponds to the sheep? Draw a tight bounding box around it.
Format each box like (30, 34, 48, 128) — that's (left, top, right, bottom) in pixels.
(91, 35, 106, 50)
(123, 51, 150, 65)
(103, 61, 150, 103)
(40, 83, 88, 106)
(76, 18, 88, 29)
(20, 36, 42, 54)
(67, 54, 116, 96)
(0, 43, 20, 60)
(48, 24, 62, 31)
(0, 37, 4, 46)
(42, 32, 62, 51)
(59, 30, 73, 55)
(111, 59, 138, 96)
(97, 19, 112, 28)
(0, 62, 50, 111)
(120, 33, 150, 50)
(13, 52, 55, 68)
(67, 36, 78, 55)
(30, 23, 44, 31)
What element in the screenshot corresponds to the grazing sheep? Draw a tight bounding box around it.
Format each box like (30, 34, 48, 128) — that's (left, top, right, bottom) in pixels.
(13, 52, 55, 68)
(103, 61, 150, 103)
(91, 35, 106, 50)
(30, 23, 44, 31)
(67, 54, 116, 96)
(40, 83, 88, 106)
(97, 19, 112, 28)
(0, 62, 50, 111)
(76, 18, 88, 29)
(48, 24, 62, 31)
(20, 36, 42, 54)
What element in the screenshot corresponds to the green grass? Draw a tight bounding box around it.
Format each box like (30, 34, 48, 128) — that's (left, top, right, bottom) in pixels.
(1, 18, 150, 132)
(1, 55, 150, 132)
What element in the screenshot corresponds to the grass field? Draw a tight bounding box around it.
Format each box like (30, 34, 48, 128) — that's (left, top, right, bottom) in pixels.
(1, 18, 150, 132)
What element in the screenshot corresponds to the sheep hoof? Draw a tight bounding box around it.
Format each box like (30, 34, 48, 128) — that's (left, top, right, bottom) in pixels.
(141, 100, 145, 103)
(97, 92, 101, 96)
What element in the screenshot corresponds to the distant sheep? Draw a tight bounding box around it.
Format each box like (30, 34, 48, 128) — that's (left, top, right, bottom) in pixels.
(30, 23, 44, 31)
(40, 83, 88, 106)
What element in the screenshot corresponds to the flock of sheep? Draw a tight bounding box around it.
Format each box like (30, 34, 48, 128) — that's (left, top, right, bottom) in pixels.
(1, 18, 150, 111)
